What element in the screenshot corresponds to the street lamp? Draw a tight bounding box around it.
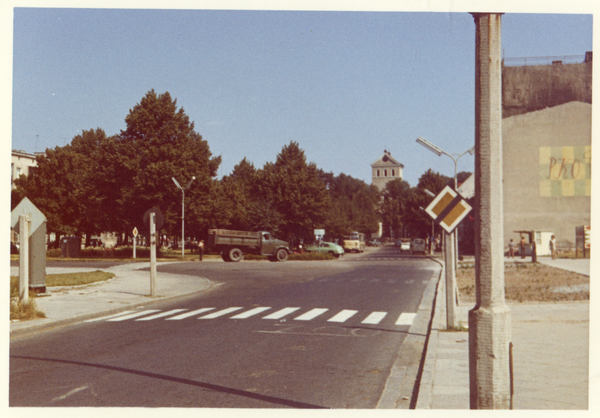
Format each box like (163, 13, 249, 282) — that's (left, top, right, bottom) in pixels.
(172, 176, 195, 258)
(417, 136, 474, 260)
(417, 136, 474, 190)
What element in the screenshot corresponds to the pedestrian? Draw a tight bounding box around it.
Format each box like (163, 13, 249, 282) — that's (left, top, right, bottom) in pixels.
(508, 239, 515, 259)
(550, 235, 557, 260)
(520, 235, 526, 258)
(198, 240, 204, 261)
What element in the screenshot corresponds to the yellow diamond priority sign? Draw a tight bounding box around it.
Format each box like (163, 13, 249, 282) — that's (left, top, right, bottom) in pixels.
(425, 186, 472, 234)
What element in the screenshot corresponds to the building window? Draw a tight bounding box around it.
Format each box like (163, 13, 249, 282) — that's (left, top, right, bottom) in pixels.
(376, 170, 380, 177)
(384, 169, 388, 177)
(392, 169, 395, 177)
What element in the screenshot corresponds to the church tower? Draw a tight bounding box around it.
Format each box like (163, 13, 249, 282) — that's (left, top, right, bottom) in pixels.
(371, 150, 404, 191)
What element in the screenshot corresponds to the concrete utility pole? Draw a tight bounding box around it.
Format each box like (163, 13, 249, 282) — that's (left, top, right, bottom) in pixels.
(469, 12, 512, 409)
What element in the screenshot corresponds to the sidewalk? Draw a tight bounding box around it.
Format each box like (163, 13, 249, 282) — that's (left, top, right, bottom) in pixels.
(417, 257, 591, 409)
(9, 261, 214, 337)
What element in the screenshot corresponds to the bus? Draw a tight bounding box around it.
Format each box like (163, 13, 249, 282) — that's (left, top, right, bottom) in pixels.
(342, 232, 366, 253)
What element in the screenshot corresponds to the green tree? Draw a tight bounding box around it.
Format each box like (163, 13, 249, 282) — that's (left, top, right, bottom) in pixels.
(322, 172, 380, 239)
(259, 142, 331, 242)
(380, 178, 413, 239)
(13, 129, 112, 244)
(100, 90, 221, 240)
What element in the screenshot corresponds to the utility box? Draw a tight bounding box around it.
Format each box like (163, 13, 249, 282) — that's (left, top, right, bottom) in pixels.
(60, 236, 82, 258)
(11, 197, 47, 293)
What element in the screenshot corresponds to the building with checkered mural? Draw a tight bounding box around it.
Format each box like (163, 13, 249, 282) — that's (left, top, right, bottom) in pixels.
(502, 53, 592, 251)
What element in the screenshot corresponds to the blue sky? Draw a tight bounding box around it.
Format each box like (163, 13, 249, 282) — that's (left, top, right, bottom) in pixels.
(6, 1, 596, 187)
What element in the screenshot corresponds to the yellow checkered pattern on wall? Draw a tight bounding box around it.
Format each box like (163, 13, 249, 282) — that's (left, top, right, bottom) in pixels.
(539, 146, 591, 197)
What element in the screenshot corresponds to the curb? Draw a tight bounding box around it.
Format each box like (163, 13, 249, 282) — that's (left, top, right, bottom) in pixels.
(414, 269, 445, 409)
(376, 259, 444, 409)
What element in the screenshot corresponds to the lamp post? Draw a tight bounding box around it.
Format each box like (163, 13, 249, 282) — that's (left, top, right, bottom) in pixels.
(172, 176, 195, 258)
(416, 136, 474, 263)
(424, 188, 436, 254)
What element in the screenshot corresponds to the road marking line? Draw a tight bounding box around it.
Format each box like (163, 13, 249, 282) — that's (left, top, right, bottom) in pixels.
(327, 310, 358, 323)
(84, 310, 135, 322)
(362, 311, 387, 324)
(395, 313, 417, 326)
(107, 310, 161, 321)
(263, 307, 301, 319)
(166, 308, 215, 320)
(136, 309, 188, 321)
(405, 279, 415, 284)
(387, 279, 396, 284)
(370, 279, 380, 283)
(294, 308, 328, 321)
(52, 385, 89, 402)
(199, 307, 243, 319)
(230, 307, 272, 319)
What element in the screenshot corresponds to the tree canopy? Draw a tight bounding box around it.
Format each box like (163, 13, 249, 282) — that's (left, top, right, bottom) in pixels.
(12, 89, 473, 249)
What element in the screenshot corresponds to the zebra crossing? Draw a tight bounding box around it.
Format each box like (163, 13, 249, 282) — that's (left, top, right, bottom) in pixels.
(85, 306, 418, 327)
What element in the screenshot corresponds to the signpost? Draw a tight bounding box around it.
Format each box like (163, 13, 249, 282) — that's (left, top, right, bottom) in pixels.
(425, 186, 472, 329)
(133, 227, 138, 259)
(143, 208, 163, 297)
(314, 229, 325, 247)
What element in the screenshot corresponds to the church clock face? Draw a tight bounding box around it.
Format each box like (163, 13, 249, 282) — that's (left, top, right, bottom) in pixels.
(382, 155, 389, 162)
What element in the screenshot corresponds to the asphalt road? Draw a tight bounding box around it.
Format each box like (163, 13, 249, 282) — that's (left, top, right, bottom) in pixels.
(10, 246, 440, 408)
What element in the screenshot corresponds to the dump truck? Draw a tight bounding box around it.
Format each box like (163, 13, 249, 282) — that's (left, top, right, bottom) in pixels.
(206, 229, 290, 262)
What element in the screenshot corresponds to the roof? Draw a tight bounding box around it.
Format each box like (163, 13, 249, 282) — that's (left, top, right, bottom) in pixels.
(371, 151, 404, 168)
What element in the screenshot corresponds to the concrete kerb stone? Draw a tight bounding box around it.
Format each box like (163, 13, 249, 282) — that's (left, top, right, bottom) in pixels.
(376, 256, 444, 409)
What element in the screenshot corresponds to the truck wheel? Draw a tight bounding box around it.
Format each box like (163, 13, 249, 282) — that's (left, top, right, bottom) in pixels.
(229, 248, 243, 262)
(275, 248, 288, 262)
(221, 252, 231, 262)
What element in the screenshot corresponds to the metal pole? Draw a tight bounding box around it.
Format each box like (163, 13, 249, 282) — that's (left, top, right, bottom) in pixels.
(19, 214, 29, 302)
(445, 230, 456, 328)
(150, 212, 157, 297)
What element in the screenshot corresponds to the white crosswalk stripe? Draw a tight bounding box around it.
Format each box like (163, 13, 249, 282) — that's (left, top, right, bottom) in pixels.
(395, 312, 417, 326)
(263, 307, 301, 319)
(327, 309, 358, 323)
(361, 311, 387, 324)
(294, 308, 328, 321)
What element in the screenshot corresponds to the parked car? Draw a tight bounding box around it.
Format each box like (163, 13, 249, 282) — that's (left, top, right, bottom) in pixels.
(304, 241, 344, 258)
(399, 239, 411, 253)
(368, 239, 383, 247)
(410, 238, 427, 255)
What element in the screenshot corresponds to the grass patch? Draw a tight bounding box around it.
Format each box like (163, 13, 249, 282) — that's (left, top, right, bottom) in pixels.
(10, 298, 46, 321)
(457, 263, 589, 303)
(46, 270, 115, 286)
(441, 321, 469, 332)
(11, 271, 115, 290)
